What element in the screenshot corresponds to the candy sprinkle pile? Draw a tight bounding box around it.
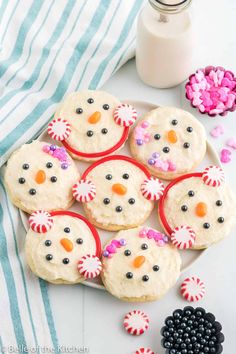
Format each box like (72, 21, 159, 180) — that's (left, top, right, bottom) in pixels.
(185, 66, 236, 117)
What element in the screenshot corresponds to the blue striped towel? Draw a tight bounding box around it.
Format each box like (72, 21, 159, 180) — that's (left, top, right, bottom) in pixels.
(0, 0, 144, 351)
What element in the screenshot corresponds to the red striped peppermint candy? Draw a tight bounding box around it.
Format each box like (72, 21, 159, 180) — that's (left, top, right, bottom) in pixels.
(202, 165, 225, 187)
(123, 310, 149, 336)
(171, 225, 196, 249)
(72, 179, 96, 202)
(113, 103, 137, 127)
(77, 255, 102, 279)
(29, 210, 54, 233)
(47, 118, 71, 141)
(141, 177, 164, 201)
(181, 276, 206, 302)
(135, 348, 154, 354)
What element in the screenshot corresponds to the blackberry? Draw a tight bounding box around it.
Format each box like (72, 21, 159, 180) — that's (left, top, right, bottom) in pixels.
(161, 307, 224, 354)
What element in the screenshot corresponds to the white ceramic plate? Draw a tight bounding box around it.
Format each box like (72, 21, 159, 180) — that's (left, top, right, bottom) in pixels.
(20, 100, 220, 290)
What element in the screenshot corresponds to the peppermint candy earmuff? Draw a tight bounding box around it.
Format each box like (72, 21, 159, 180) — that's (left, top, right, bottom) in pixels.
(170, 225, 196, 249)
(29, 210, 54, 233)
(141, 177, 165, 201)
(72, 179, 96, 202)
(113, 103, 137, 127)
(77, 254, 102, 279)
(48, 118, 71, 141)
(202, 165, 225, 187)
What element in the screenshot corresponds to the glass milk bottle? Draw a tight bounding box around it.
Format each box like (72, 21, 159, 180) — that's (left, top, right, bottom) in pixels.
(136, 0, 194, 88)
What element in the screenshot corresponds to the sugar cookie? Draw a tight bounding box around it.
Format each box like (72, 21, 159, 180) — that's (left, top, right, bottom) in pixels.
(50, 90, 137, 161)
(25, 210, 101, 284)
(130, 106, 206, 180)
(4, 141, 79, 213)
(101, 227, 181, 302)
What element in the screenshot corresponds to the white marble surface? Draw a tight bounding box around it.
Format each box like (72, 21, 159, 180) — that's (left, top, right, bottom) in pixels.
(49, 0, 236, 353)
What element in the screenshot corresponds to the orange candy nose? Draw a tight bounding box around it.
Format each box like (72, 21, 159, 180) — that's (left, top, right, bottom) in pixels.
(35, 170, 46, 184)
(167, 130, 178, 143)
(112, 183, 127, 195)
(133, 255, 146, 268)
(195, 202, 208, 217)
(60, 238, 73, 252)
(88, 111, 101, 124)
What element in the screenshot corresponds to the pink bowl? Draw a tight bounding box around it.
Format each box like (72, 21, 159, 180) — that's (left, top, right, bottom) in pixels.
(185, 66, 236, 117)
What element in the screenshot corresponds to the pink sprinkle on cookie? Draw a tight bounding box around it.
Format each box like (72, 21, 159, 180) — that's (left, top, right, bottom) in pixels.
(220, 148, 231, 163)
(29, 210, 53, 233)
(123, 310, 149, 336)
(135, 348, 154, 354)
(77, 255, 102, 279)
(180, 276, 206, 302)
(171, 226, 196, 249)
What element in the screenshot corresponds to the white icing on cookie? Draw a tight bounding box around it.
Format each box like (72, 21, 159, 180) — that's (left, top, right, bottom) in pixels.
(4, 141, 79, 213)
(163, 177, 236, 248)
(25, 214, 98, 284)
(84, 159, 154, 230)
(102, 227, 181, 301)
(54, 90, 126, 158)
(130, 107, 206, 178)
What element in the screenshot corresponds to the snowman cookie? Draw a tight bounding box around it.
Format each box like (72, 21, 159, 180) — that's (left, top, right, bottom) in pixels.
(130, 107, 207, 180)
(72, 155, 164, 231)
(101, 227, 181, 302)
(25, 210, 102, 284)
(49, 90, 137, 161)
(158, 166, 236, 249)
(4, 141, 79, 213)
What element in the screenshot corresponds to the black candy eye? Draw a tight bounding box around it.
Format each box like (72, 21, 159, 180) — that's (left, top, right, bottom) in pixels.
(76, 108, 83, 114)
(62, 258, 70, 264)
(128, 198, 135, 205)
(187, 126, 193, 132)
(154, 133, 161, 140)
(50, 176, 57, 183)
(217, 217, 224, 223)
(122, 173, 129, 179)
(22, 163, 29, 170)
(183, 142, 190, 149)
(87, 98, 94, 104)
(101, 128, 108, 134)
(188, 190, 195, 197)
(45, 240, 52, 247)
(29, 188, 36, 195)
(64, 227, 70, 233)
(76, 238, 83, 244)
(124, 250, 131, 256)
(153, 265, 159, 271)
(203, 222, 210, 229)
(163, 147, 170, 153)
(87, 130, 93, 137)
(171, 119, 178, 125)
(126, 272, 133, 279)
(216, 200, 222, 206)
(18, 177, 25, 184)
(141, 243, 148, 250)
(103, 198, 110, 205)
(103, 104, 109, 110)
(106, 174, 112, 180)
(142, 275, 149, 282)
(116, 206, 122, 212)
(46, 254, 53, 261)
(181, 205, 188, 212)
(46, 162, 53, 168)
